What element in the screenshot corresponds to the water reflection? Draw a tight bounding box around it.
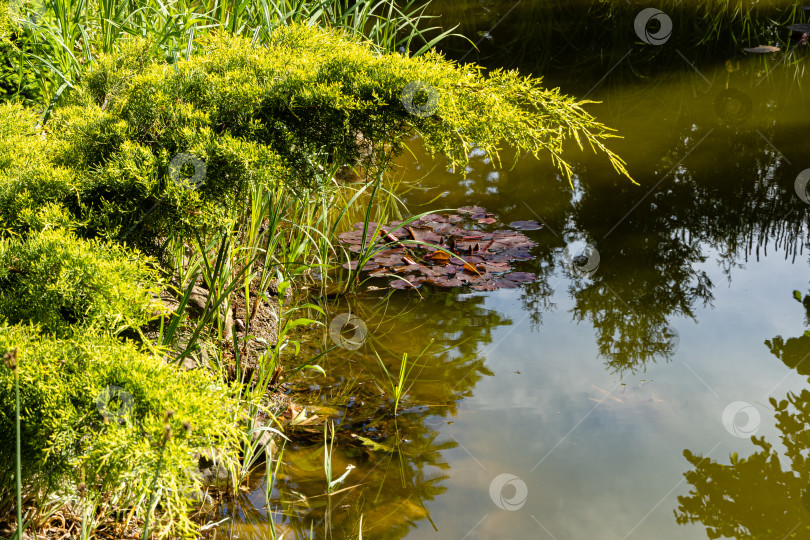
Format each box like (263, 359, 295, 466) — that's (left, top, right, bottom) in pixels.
(676, 291, 810, 539)
(228, 54, 810, 540)
(405, 54, 809, 374)
(215, 289, 512, 538)
(218, 3, 810, 537)
(426, 0, 807, 88)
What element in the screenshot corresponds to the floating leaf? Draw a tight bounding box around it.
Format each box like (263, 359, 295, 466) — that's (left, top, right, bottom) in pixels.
(458, 205, 486, 215)
(503, 271, 536, 283)
(471, 281, 500, 291)
(489, 248, 533, 262)
(427, 222, 457, 234)
(427, 276, 462, 288)
(338, 230, 361, 242)
(491, 277, 519, 288)
(342, 261, 380, 271)
(372, 255, 406, 267)
(337, 206, 538, 291)
(390, 276, 423, 289)
(462, 262, 487, 275)
(427, 264, 457, 275)
(453, 240, 482, 253)
(426, 250, 451, 263)
(393, 264, 422, 274)
(509, 220, 543, 231)
(407, 227, 443, 244)
(743, 45, 780, 53)
(482, 262, 511, 274)
(455, 272, 483, 284)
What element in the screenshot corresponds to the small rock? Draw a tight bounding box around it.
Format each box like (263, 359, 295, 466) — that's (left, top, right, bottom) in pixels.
(180, 356, 197, 371)
(174, 285, 233, 341)
(193, 449, 232, 489)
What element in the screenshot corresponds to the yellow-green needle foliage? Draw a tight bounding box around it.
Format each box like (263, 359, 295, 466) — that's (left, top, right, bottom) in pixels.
(0, 326, 243, 539)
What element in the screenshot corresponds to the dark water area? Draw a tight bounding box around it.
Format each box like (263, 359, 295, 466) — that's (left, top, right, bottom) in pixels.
(222, 2, 810, 538)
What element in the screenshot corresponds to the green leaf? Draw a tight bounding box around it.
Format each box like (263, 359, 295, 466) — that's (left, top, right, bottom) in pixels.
(353, 435, 392, 453)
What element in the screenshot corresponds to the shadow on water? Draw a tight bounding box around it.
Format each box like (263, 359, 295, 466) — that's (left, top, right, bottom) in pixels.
(216, 1, 810, 538)
(426, 0, 808, 89)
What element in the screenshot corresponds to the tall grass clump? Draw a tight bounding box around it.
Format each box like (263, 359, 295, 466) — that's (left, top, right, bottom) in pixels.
(2, 0, 460, 114)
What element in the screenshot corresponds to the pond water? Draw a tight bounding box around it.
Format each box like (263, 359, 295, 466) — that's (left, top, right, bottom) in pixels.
(221, 2, 810, 539)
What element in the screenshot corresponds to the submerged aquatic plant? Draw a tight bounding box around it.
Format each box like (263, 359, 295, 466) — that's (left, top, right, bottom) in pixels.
(375, 340, 433, 416)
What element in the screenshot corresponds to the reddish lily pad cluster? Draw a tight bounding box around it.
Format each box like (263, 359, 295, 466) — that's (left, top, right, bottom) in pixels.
(338, 206, 542, 291)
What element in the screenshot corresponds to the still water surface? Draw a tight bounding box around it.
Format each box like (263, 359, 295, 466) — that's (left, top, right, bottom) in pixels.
(225, 2, 810, 538)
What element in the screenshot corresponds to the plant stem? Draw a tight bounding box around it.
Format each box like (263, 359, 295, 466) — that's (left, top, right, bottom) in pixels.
(15, 367, 22, 540)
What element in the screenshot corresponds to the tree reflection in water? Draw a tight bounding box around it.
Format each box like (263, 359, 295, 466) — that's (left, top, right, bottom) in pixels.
(675, 292, 810, 539)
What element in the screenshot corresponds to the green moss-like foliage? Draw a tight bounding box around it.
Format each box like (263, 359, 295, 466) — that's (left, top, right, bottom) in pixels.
(0, 325, 243, 538)
(0, 102, 78, 236)
(43, 24, 630, 246)
(0, 229, 160, 337)
(1, 23, 631, 248)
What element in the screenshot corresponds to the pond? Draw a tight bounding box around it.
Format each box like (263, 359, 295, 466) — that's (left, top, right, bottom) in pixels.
(219, 1, 810, 538)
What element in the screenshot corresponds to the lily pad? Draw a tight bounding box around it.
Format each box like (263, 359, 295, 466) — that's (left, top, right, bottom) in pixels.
(458, 205, 487, 215)
(427, 276, 462, 288)
(503, 271, 537, 283)
(509, 220, 543, 231)
(342, 261, 380, 271)
(390, 276, 423, 289)
(406, 227, 443, 244)
(337, 206, 538, 291)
